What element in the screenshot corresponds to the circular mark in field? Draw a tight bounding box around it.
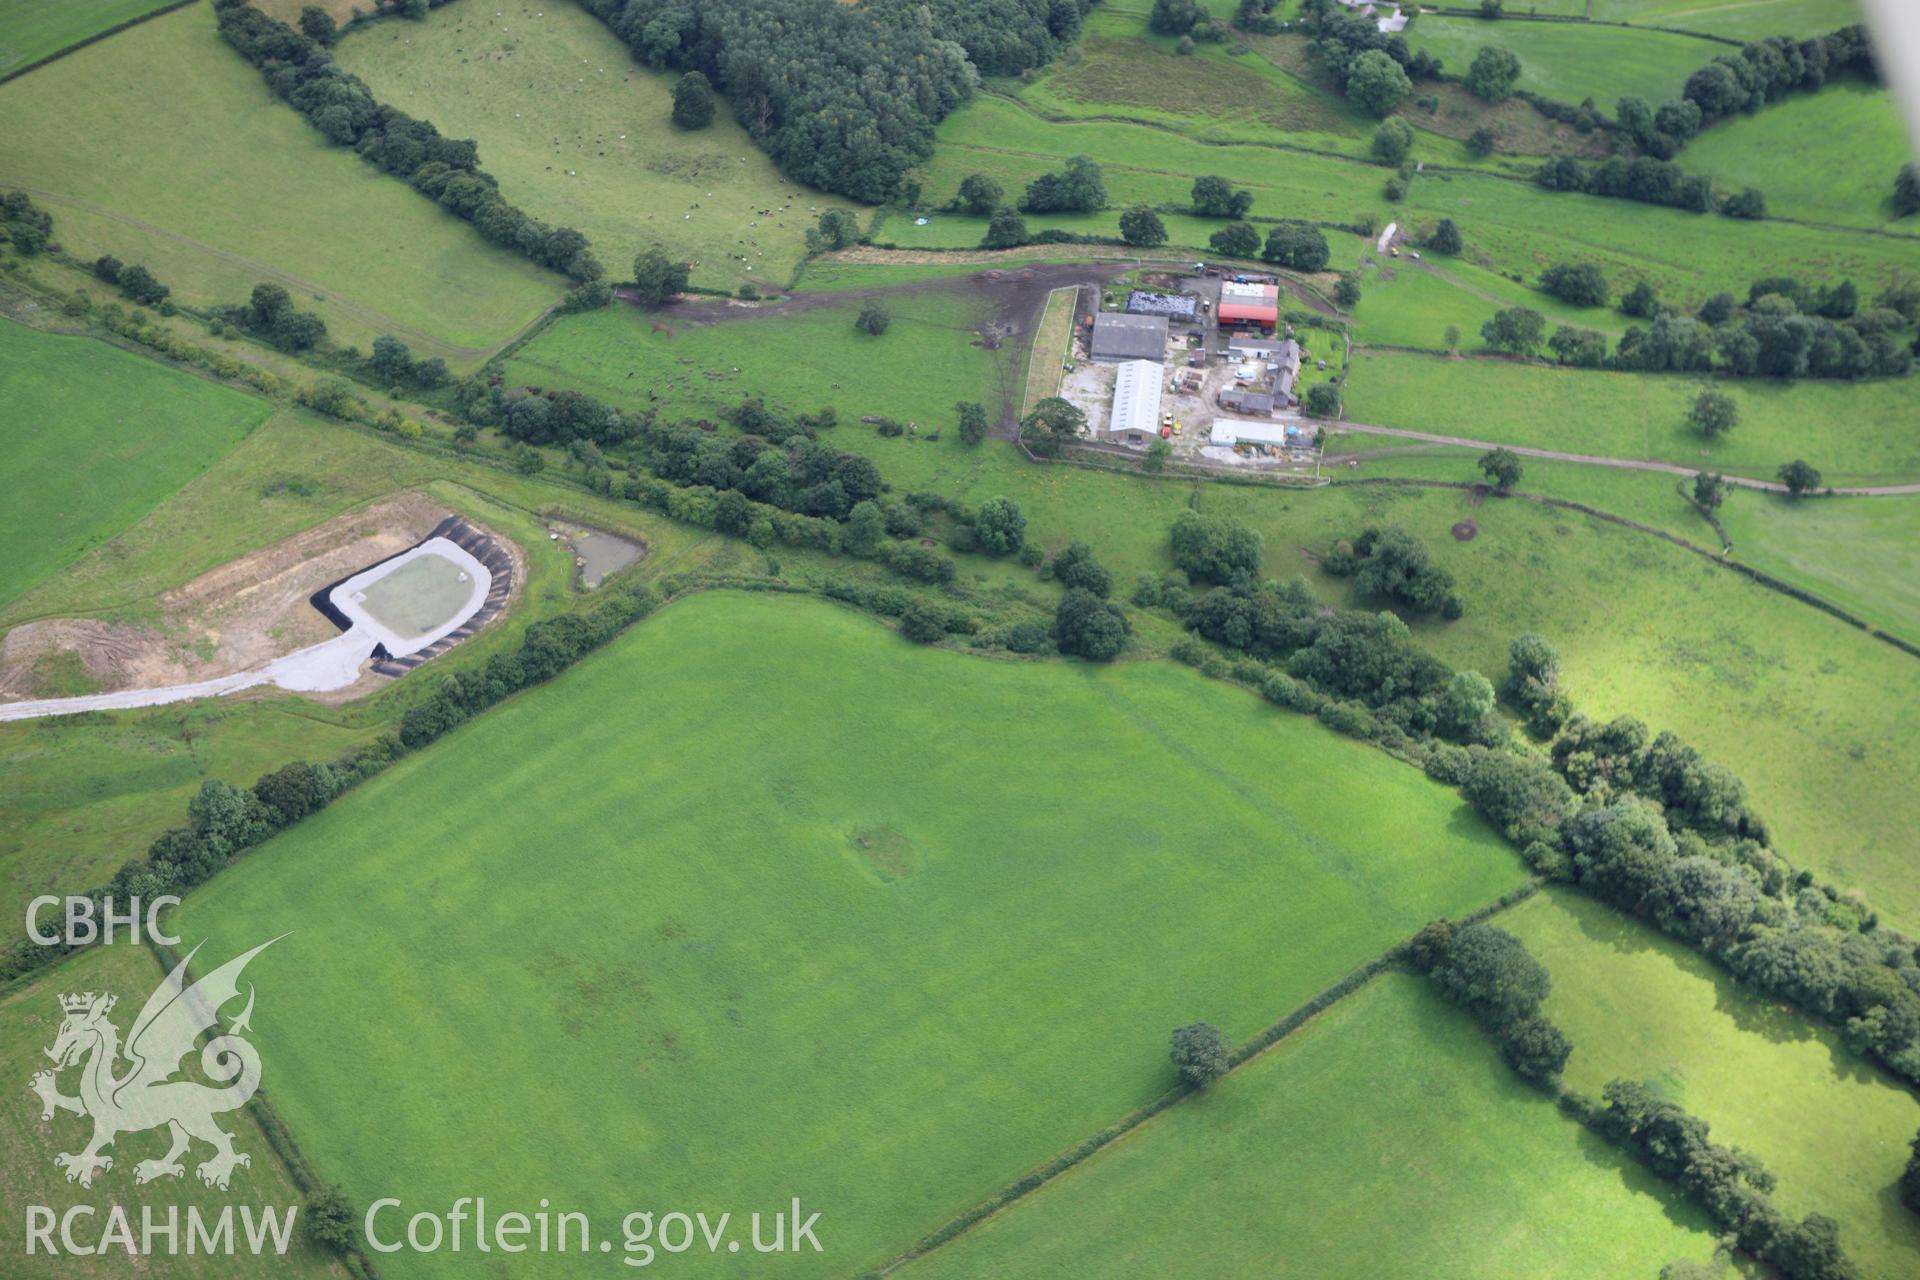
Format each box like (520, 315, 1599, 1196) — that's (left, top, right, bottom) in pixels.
(1451, 520, 1479, 542)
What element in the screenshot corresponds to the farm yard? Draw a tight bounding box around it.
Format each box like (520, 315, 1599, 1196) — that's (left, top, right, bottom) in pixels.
(0, 0, 1917, 1275)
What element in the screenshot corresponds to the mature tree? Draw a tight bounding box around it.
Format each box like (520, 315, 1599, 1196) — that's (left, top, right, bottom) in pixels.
(1547, 325, 1608, 368)
(1499, 1015, 1572, 1083)
(1465, 45, 1521, 102)
(1021, 155, 1106, 213)
(974, 496, 1026, 554)
(1335, 271, 1363, 309)
(815, 209, 860, 251)
(1170, 510, 1263, 585)
(92, 254, 124, 283)
(1168, 1022, 1229, 1087)
(1687, 388, 1738, 438)
(273, 310, 326, 352)
(1442, 670, 1496, 736)
(1346, 49, 1412, 118)
(955, 400, 990, 446)
(1329, 525, 1462, 617)
(1304, 380, 1342, 418)
(1480, 446, 1524, 492)
(899, 598, 948, 644)
(1692, 471, 1728, 509)
(1428, 217, 1463, 255)
(1467, 126, 1498, 158)
(1721, 187, 1767, 220)
(1901, 1128, 1920, 1214)
(1021, 396, 1086, 456)
(1262, 220, 1330, 271)
(1053, 542, 1113, 598)
(844, 500, 887, 556)
(1697, 291, 1737, 325)
(1209, 221, 1260, 259)
(1480, 306, 1544, 355)
(1144, 437, 1173, 472)
(1479, 0, 1503, 15)
(1777, 459, 1822, 496)
(631, 249, 690, 304)
(1506, 631, 1559, 702)
(1620, 279, 1660, 319)
(955, 173, 1004, 216)
(297, 5, 338, 45)
(1372, 117, 1415, 165)
(1149, 0, 1203, 35)
(1191, 175, 1254, 219)
(305, 1184, 356, 1249)
(982, 207, 1030, 250)
(117, 264, 169, 307)
(1429, 924, 1550, 1027)
(1444, 324, 1462, 353)
(1539, 262, 1608, 307)
(1055, 588, 1129, 660)
(1893, 163, 1920, 218)
(369, 335, 414, 383)
(671, 71, 716, 129)
(855, 302, 891, 336)
(1119, 205, 1168, 247)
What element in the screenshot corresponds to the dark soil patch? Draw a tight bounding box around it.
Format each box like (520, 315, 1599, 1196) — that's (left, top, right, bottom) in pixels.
(847, 825, 918, 882)
(1450, 520, 1478, 542)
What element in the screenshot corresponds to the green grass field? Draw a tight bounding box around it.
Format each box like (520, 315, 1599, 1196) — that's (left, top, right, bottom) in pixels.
(1344, 350, 1920, 485)
(335, 1, 857, 296)
(0, 0, 180, 78)
(1504, 889, 1920, 1280)
(0, 5, 562, 357)
(1717, 490, 1920, 644)
(0, 320, 269, 609)
(170, 591, 1526, 1278)
(1591, 0, 1865, 38)
(1351, 259, 1629, 349)
(1407, 17, 1716, 107)
(507, 288, 1012, 432)
(1682, 83, 1917, 229)
(0, 942, 348, 1278)
(897, 973, 1720, 1279)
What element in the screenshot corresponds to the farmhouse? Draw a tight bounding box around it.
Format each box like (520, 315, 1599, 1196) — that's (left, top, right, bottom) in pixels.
(1126, 290, 1201, 323)
(1107, 360, 1164, 448)
(1089, 312, 1169, 363)
(1218, 281, 1280, 329)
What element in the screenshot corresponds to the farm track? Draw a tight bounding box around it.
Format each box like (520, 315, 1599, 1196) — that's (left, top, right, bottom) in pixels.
(6, 183, 555, 360)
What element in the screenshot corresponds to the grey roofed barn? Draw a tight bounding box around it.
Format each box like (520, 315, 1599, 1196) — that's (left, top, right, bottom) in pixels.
(1090, 312, 1168, 362)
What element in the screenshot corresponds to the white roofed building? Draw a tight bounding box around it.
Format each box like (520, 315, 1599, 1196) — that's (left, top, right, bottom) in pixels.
(1107, 360, 1164, 449)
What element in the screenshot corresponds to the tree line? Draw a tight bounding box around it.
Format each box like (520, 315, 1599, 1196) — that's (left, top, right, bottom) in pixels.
(213, 0, 604, 293)
(576, 0, 1092, 204)
(1476, 266, 1914, 382)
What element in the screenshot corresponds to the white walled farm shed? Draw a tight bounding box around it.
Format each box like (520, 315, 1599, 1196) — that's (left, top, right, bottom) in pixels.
(1210, 418, 1311, 448)
(1107, 360, 1164, 448)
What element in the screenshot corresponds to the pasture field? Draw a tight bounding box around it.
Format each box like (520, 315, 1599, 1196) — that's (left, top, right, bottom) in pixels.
(507, 289, 1012, 433)
(0, 320, 270, 610)
(1503, 889, 1920, 1280)
(1405, 17, 1716, 107)
(1350, 259, 1629, 349)
(1716, 491, 1920, 644)
(0, 4, 562, 357)
(1682, 83, 1917, 228)
(0, 942, 349, 1279)
(0, 0, 181, 79)
(1343, 350, 1920, 485)
(171, 590, 1528, 1279)
(336, 1, 857, 296)
(897, 973, 1720, 1279)
(1590, 0, 1866, 38)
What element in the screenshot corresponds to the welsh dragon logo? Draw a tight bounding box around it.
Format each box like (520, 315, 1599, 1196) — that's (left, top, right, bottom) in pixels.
(30, 938, 282, 1191)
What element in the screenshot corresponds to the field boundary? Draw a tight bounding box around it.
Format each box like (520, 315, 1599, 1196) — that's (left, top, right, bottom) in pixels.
(1018, 285, 1080, 420)
(0, 0, 199, 85)
(876, 880, 1541, 1276)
